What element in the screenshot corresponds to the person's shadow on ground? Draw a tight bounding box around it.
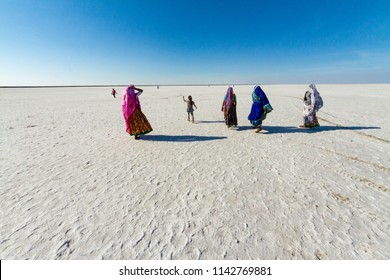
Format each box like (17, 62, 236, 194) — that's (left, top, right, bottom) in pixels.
(142, 126, 381, 141)
(261, 125, 381, 134)
(142, 135, 227, 142)
(197, 120, 225, 124)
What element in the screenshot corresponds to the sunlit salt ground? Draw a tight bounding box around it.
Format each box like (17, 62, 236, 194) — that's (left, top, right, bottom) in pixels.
(0, 84, 389, 259)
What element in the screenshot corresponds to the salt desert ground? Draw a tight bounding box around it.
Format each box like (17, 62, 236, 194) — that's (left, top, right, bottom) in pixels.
(1, 84, 389, 259)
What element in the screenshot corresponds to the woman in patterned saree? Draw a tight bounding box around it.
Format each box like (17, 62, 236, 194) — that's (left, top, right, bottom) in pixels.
(122, 85, 153, 139)
(248, 85, 273, 133)
(221, 86, 238, 127)
(300, 84, 324, 128)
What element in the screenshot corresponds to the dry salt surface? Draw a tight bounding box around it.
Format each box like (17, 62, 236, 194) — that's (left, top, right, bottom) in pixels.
(1, 84, 389, 260)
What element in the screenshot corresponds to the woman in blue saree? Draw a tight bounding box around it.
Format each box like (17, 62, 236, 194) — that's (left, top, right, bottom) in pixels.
(248, 85, 273, 132)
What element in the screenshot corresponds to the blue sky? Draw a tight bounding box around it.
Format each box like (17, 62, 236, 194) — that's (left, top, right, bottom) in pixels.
(1, 0, 389, 85)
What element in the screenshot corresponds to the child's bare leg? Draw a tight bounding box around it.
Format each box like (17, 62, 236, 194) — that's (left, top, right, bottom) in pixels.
(191, 112, 194, 123)
(187, 112, 190, 121)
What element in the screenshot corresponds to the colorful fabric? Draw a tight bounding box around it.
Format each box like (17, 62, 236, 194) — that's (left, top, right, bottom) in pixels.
(222, 87, 237, 126)
(126, 108, 153, 136)
(223, 87, 235, 113)
(225, 104, 238, 126)
(248, 85, 273, 127)
(303, 84, 323, 126)
(122, 85, 140, 120)
(122, 85, 152, 135)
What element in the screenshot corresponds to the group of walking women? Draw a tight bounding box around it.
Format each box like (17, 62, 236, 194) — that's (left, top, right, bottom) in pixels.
(221, 84, 323, 132)
(221, 85, 274, 132)
(121, 84, 323, 139)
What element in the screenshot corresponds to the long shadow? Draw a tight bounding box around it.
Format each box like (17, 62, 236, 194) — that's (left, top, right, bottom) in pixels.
(237, 126, 255, 131)
(263, 125, 381, 134)
(197, 120, 224, 124)
(141, 134, 227, 142)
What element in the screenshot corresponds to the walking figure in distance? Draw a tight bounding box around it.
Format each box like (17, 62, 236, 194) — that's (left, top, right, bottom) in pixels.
(111, 88, 117, 98)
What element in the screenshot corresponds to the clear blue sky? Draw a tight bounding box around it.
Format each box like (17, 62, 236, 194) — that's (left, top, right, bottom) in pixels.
(1, 0, 389, 85)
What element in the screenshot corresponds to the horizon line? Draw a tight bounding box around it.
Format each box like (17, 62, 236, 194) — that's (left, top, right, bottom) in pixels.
(1, 82, 390, 88)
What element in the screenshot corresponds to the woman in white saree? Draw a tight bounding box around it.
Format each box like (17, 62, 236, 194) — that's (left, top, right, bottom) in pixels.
(300, 84, 323, 128)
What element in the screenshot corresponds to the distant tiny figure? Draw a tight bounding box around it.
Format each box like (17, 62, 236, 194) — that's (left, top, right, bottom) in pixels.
(111, 88, 117, 98)
(300, 84, 324, 128)
(221, 86, 238, 127)
(248, 85, 273, 133)
(122, 85, 153, 140)
(183, 95, 197, 123)
(157, 85, 159, 89)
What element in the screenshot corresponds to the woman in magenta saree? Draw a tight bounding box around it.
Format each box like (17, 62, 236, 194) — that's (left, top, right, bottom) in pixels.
(122, 85, 153, 139)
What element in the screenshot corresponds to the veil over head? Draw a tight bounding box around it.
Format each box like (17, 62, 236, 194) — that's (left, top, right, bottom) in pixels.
(122, 84, 140, 121)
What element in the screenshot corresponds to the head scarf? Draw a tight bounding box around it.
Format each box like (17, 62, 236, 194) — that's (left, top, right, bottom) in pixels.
(308, 84, 323, 112)
(248, 85, 272, 126)
(224, 86, 235, 112)
(122, 85, 140, 121)
(252, 85, 270, 105)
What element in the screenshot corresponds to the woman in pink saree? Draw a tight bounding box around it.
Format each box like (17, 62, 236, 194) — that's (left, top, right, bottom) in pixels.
(122, 85, 153, 139)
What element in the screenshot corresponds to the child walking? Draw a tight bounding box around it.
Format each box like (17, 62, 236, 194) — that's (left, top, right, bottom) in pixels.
(111, 88, 117, 98)
(183, 95, 197, 123)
